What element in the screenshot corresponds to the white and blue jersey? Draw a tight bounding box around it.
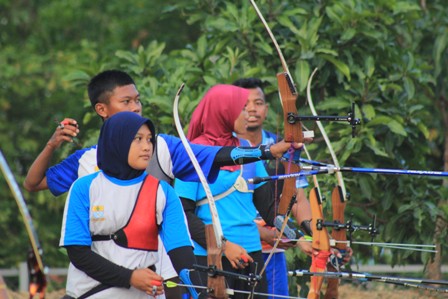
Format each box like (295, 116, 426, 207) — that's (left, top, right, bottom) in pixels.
(60, 171, 192, 299)
(46, 134, 220, 196)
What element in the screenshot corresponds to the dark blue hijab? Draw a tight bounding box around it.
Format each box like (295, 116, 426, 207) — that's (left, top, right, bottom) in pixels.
(97, 111, 156, 180)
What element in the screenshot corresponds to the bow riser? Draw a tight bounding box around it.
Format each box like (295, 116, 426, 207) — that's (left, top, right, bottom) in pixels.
(330, 186, 347, 250)
(324, 186, 347, 299)
(279, 163, 300, 214)
(205, 225, 227, 298)
(277, 73, 302, 214)
(277, 73, 301, 143)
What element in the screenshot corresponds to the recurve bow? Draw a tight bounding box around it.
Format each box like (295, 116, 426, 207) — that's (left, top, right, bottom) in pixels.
(249, 1, 307, 281)
(0, 150, 47, 299)
(249, 2, 343, 297)
(249, 5, 333, 299)
(173, 84, 228, 298)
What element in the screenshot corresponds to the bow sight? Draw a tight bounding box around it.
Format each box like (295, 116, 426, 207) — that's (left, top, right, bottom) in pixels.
(286, 102, 361, 137)
(322, 214, 379, 247)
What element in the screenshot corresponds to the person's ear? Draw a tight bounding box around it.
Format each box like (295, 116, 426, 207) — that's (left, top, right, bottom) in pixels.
(95, 103, 108, 119)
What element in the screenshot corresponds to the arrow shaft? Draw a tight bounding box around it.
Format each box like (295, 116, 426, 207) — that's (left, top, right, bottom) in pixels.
(288, 270, 448, 286)
(283, 238, 436, 252)
(249, 165, 448, 184)
(301, 165, 448, 177)
(165, 282, 306, 298)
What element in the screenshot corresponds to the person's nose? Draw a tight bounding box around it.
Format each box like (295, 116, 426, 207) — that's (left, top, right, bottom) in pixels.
(142, 142, 152, 152)
(246, 102, 256, 112)
(130, 101, 142, 114)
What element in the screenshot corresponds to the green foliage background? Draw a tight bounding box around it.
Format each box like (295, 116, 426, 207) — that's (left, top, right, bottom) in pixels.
(1, 0, 447, 293)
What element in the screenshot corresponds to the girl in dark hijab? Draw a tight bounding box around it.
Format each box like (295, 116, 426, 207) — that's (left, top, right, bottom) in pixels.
(60, 111, 203, 299)
(97, 111, 155, 180)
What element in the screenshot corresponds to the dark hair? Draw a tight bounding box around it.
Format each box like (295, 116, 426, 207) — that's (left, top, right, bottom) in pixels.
(87, 70, 135, 108)
(232, 77, 265, 94)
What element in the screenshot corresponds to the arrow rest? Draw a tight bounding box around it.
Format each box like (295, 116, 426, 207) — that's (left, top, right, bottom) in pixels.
(284, 72, 296, 94)
(345, 191, 351, 200)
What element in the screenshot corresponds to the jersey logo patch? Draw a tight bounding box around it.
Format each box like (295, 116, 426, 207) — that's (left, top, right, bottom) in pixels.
(92, 205, 105, 221)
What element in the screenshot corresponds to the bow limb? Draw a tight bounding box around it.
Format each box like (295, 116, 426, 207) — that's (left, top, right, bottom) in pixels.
(173, 84, 227, 298)
(306, 68, 348, 298)
(0, 150, 47, 299)
(249, 0, 291, 76)
(306, 68, 347, 199)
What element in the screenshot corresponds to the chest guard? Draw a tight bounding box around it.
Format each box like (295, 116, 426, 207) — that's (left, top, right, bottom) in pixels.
(92, 175, 159, 251)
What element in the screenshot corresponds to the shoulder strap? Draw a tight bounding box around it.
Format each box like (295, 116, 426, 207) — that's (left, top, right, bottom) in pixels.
(196, 166, 252, 206)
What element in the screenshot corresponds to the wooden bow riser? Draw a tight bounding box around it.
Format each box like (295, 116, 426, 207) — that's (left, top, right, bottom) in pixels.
(277, 73, 302, 143)
(205, 225, 228, 299)
(324, 186, 347, 299)
(278, 163, 300, 214)
(277, 72, 303, 214)
(330, 186, 347, 251)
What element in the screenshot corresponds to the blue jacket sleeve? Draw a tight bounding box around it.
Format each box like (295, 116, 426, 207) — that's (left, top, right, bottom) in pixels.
(46, 146, 97, 196)
(158, 134, 221, 183)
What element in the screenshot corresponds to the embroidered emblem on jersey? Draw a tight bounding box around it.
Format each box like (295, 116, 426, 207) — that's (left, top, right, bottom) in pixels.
(92, 205, 105, 221)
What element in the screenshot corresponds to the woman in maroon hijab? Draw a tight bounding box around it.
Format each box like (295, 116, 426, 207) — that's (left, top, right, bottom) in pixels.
(175, 84, 276, 298)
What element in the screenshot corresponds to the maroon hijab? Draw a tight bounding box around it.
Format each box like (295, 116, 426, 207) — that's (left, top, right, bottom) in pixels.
(188, 84, 249, 147)
(187, 84, 249, 172)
